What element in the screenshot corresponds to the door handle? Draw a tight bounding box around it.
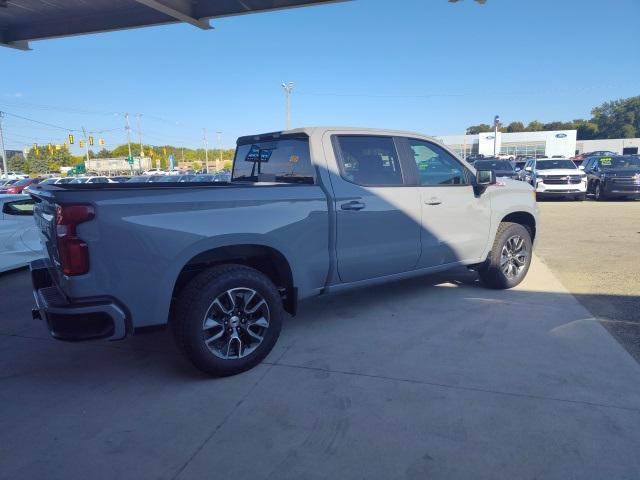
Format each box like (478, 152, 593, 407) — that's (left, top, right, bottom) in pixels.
(424, 197, 442, 206)
(340, 200, 366, 211)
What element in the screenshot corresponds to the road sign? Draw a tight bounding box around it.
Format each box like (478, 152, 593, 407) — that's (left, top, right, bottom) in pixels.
(127, 155, 134, 165)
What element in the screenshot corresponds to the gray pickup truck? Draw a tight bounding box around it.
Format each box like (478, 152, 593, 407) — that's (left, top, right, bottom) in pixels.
(29, 127, 538, 376)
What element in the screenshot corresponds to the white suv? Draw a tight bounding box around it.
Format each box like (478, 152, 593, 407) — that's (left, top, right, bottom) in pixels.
(1, 171, 29, 180)
(521, 158, 587, 201)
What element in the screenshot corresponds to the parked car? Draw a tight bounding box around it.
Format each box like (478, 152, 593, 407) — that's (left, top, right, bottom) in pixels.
(465, 154, 484, 163)
(0, 177, 41, 194)
(472, 159, 518, 179)
(127, 175, 154, 183)
(69, 176, 116, 184)
(0, 194, 43, 272)
(582, 155, 640, 200)
(110, 176, 131, 183)
(143, 168, 166, 176)
(191, 174, 216, 182)
(520, 158, 586, 200)
(29, 127, 538, 376)
(0, 179, 18, 187)
(0, 171, 29, 180)
(496, 153, 514, 161)
(214, 171, 231, 182)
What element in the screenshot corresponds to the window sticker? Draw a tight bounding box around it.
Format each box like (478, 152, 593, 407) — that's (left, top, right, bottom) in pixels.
(599, 157, 612, 165)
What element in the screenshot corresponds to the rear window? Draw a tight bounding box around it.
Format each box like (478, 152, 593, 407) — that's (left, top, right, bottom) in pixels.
(232, 137, 314, 184)
(474, 160, 513, 170)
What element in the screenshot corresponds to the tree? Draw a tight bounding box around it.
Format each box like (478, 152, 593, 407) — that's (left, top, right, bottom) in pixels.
(95, 148, 112, 158)
(7, 154, 27, 172)
(466, 124, 492, 134)
(192, 161, 202, 171)
(506, 121, 525, 133)
(526, 121, 545, 131)
(591, 96, 640, 139)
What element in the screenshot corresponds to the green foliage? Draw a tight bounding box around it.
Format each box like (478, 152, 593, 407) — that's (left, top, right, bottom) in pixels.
(467, 96, 640, 140)
(7, 154, 27, 172)
(466, 124, 491, 134)
(506, 121, 525, 133)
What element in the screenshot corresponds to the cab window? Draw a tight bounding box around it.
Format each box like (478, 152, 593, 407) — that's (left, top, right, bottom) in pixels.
(335, 136, 404, 186)
(407, 139, 468, 186)
(2, 199, 35, 216)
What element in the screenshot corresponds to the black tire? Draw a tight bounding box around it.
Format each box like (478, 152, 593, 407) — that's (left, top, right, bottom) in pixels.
(594, 182, 606, 201)
(478, 222, 533, 289)
(173, 264, 283, 377)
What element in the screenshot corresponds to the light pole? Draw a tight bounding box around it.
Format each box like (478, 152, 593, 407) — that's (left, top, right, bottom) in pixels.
(216, 131, 222, 171)
(0, 112, 8, 178)
(493, 115, 500, 156)
(124, 113, 133, 174)
(281, 82, 294, 130)
(203, 128, 209, 173)
(135, 113, 144, 158)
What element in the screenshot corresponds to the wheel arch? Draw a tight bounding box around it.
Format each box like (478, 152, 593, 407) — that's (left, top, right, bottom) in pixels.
(501, 211, 536, 241)
(171, 244, 297, 315)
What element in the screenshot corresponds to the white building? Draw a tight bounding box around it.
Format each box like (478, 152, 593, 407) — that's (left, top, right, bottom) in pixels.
(85, 157, 152, 174)
(576, 138, 640, 156)
(437, 130, 577, 158)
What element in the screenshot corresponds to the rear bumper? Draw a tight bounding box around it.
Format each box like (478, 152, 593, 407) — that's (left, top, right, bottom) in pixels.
(30, 259, 128, 341)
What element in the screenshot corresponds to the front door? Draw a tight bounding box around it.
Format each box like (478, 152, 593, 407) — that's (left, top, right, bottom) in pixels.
(403, 138, 491, 267)
(327, 134, 421, 283)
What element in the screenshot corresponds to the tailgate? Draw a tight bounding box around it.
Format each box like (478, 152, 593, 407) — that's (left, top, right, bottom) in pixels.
(31, 190, 61, 270)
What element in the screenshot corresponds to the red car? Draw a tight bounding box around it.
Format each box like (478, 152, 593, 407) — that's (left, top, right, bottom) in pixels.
(1, 177, 41, 194)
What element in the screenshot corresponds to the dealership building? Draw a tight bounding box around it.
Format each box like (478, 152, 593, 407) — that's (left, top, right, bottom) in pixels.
(438, 130, 640, 158)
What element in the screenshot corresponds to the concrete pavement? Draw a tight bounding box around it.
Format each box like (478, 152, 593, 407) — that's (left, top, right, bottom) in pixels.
(1, 257, 639, 480)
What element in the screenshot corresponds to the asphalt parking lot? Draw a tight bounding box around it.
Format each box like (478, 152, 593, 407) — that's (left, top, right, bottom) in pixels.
(1, 200, 640, 480)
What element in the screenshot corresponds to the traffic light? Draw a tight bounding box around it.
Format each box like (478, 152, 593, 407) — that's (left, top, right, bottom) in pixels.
(68, 134, 74, 144)
(79, 140, 85, 148)
(99, 138, 105, 146)
(89, 136, 94, 146)
(47, 143, 53, 153)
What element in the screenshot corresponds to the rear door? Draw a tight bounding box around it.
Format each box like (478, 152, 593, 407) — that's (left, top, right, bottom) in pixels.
(326, 134, 421, 283)
(400, 138, 491, 267)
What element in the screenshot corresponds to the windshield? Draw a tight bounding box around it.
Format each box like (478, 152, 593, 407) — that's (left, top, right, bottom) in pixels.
(599, 156, 640, 169)
(474, 160, 513, 170)
(69, 178, 87, 183)
(13, 178, 31, 186)
(536, 160, 576, 170)
(232, 137, 314, 184)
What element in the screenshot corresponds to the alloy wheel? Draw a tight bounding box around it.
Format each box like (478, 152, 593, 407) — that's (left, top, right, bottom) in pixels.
(500, 235, 528, 279)
(201, 288, 270, 359)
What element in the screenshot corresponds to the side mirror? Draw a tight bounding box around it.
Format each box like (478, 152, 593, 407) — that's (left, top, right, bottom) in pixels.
(524, 166, 532, 172)
(578, 165, 585, 170)
(476, 169, 496, 186)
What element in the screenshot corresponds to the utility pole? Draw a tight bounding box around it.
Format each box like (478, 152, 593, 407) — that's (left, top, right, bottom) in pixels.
(493, 115, 500, 157)
(81, 127, 91, 166)
(203, 128, 209, 174)
(135, 113, 144, 158)
(0, 112, 8, 178)
(124, 113, 134, 174)
(216, 131, 222, 171)
(281, 82, 294, 130)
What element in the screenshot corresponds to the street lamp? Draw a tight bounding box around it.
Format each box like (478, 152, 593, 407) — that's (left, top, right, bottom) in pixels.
(493, 115, 500, 156)
(281, 82, 294, 130)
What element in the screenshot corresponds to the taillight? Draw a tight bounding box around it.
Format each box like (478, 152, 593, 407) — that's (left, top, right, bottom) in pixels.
(56, 204, 95, 276)
(6, 187, 18, 194)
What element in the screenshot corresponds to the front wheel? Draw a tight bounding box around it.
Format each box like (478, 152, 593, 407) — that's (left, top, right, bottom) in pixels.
(173, 264, 283, 376)
(594, 182, 606, 201)
(479, 222, 532, 289)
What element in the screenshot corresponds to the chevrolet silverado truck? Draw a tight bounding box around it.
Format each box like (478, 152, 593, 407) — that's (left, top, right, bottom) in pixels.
(29, 127, 538, 376)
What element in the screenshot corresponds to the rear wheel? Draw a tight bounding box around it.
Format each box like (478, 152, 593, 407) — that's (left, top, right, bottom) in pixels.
(173, 264, 283, 376)
(479, 222, 532, 289)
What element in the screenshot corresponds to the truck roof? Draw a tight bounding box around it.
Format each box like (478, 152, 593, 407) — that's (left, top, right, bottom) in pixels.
(236, 126, 439, 145)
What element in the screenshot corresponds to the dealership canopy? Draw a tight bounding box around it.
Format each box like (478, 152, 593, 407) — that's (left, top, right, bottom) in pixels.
(0, 0, 346, 50)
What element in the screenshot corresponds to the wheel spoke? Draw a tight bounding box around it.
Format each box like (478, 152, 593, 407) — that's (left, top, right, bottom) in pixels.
(205, 327, 225, 343)
(203, 316, 223, 330)
(245, 299, 266, 314)
(513, 254, 527, 266)
(213, 298, 232, 315)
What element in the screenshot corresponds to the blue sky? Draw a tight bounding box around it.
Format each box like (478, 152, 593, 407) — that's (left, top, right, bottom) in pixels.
(1, 0, 638, 154)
